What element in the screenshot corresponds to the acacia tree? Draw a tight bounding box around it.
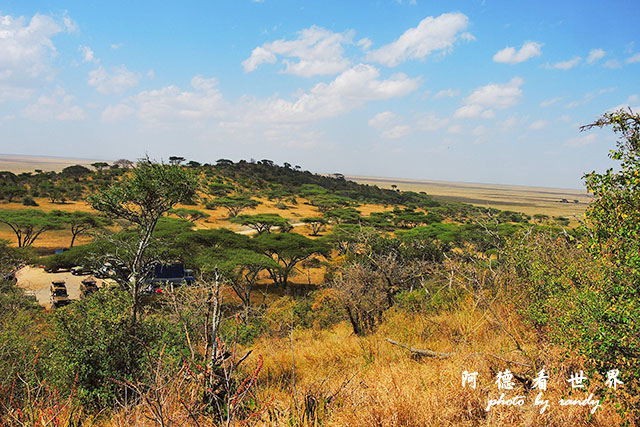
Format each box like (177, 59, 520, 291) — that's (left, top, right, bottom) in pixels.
(50, 210, 112, 247)
(168, 208, 210, 223)
(254, 232, 329, 287)
(199, 248, 278, 319)
(88, 158, 199, 324)
(300, 217, 328, 236)
(91, 162, 109, 173)
(0, 209, 65, 247)
(206, 195, 260, 218)
(230, 213, 290, 234)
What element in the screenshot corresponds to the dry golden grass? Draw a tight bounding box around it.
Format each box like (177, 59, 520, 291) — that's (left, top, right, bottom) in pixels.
(245, 302, 628, 427)
(96, 297, 631, 427)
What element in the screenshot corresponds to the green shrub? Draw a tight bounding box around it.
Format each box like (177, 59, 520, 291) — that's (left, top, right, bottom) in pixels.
(21, 196, 38, 206)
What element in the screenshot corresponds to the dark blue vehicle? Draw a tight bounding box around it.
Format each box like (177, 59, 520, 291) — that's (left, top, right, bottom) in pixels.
(143, 262, 195, 294)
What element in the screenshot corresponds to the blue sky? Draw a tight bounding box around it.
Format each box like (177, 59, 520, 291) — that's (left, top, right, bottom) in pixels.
(0, 0, 639, 188)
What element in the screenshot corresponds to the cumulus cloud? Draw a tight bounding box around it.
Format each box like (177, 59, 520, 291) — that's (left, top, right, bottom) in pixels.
(368, 111, 397, 128)
(242, 26, 353, 77)
(454, 77, 523, 118)
(587, 48, 605, 64)
(381, 125, 410, 139)
(493, 41, 542, 64)
(22, 87, 85, 121)
(415, 113, 448, 131)
(0, 13, 63, 83)
(543, 57, 581, 70)
(88, 65, 139, 94)
(79, 45, 98, 63)
(366, 12, 470, 67)
(433, 88, 459, 99)
(103, 75, 226, 124)
(251, 64, 420, 122)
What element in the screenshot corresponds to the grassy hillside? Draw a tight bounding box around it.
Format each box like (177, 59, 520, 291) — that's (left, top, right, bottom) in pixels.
(1, 145, 638, 426)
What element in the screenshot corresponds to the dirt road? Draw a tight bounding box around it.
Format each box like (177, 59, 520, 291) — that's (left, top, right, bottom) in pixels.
(15, 266, 101, 309)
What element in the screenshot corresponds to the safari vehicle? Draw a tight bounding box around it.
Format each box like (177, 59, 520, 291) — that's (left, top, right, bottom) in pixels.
(79, 278, 99, 299)
(71, 265, 92, 276)
(50, 280, 70, 308)
(143, 262, 196, 294)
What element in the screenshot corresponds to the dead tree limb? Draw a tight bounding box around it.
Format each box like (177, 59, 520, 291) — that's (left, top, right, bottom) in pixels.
(385, 338, 454, 359)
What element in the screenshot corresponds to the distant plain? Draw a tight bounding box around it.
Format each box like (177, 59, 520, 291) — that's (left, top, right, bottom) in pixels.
(347, 175, 591, 219)
(0, 154, 591, 220)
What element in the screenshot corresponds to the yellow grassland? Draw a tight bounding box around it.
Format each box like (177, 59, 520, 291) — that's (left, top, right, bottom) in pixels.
(348, 175, 591, 220)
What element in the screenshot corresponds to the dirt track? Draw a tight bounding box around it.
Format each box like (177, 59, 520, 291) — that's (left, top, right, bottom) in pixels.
(15, 266, 102, 309)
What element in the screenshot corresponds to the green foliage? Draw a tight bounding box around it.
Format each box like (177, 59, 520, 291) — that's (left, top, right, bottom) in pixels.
(255, 232, 329, 286)
(205, 195, 260, 217)
(0, 209, 65, 247)
(231, 213, 290, 234)
(300, 216, 328, 236)
(48, 290, 191, 408)
(323, 207, 361, 224)
(581, 109, 640, 276)
(21, 196, 38, 206)
(168, 207, 210, 222)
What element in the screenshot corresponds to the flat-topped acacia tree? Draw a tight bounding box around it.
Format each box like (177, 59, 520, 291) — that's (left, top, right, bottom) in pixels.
(49, 210, 113, 247)
(230, 213, 290, 234)
(87, 158, 199, 324)
(206, 194, 260, 218)
(254, 232, 329, 287)
(0, 209, 65, 247)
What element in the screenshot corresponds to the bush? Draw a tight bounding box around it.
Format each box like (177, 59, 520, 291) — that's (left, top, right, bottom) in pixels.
(21, 196, 38, 206)
(47, 290, 190, 408)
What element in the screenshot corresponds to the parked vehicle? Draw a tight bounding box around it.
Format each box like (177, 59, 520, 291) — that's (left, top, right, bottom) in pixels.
(50, 280, 70, 308)
(143, 262, 196, 294)
(71, 265, 92, 276)
(79, 278, 99, 299)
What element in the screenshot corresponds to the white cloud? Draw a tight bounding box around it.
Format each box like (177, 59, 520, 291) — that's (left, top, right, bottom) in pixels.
(626, 53, 640, 64)
(493, 41, 542, 64)
(528, 120, 547, 130)
(540, 96, 561, 107)
(415, 113, 448, 131)
(357, 38, 372, 51)
(104, 75, 226, 124)
(251, 64, 420, 122)
(242, 26, 353, 77)
(472, 125, 487, 136)
(453, 104, 483, 118)
(454, 77, 523, 118)
(543, 57, 581, 70)
(381, 125, 410, 139)
(447, 124, 462, 134)
(62, 16, 77, 33)
(79, 45, 98, 63)
(433, 88, 459, 99)
(366, 12, 470, 67)
(88, 65, 139, 94)
(368, 111, 397, 128)
(566, 133, 596, 147)
(586, 48, 605, 64)
(110, 43, 123, 50)
(0, 13, 63, 83)
(22, 87, 85, 121)
(603, 59, 622, 69)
